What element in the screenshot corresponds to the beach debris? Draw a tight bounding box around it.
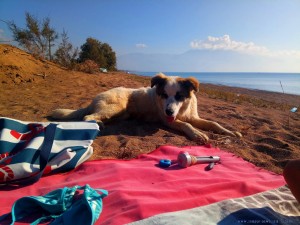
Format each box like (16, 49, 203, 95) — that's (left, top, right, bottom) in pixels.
(100, 68, 107, 73)
(290, 107, 298, 113)
(34, 73, 47, 79)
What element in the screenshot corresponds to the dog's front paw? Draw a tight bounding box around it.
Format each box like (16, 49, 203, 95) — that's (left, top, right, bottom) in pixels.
(196, 136, 209, 145)
(189, 130, 209, 144)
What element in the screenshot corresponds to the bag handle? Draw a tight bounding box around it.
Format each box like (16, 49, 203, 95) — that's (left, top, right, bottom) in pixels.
(3, 123, 57, 186)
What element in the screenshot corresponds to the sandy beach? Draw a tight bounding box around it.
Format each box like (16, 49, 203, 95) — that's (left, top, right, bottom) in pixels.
(1, 44, 299, 174)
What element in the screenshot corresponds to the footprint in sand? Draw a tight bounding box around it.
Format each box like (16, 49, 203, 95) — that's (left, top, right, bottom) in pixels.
(249, 116, 274, 126)
(254, 137, 292, 159)
(254, 144, 292, 158)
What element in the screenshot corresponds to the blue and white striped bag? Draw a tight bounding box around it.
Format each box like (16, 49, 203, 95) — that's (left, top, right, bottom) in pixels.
(0, 117, 99, 185)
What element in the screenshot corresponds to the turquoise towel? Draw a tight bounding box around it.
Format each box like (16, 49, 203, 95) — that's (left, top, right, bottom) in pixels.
(0, 185, 108, 225)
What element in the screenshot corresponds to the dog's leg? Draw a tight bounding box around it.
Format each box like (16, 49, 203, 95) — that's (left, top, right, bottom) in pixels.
(83, 114, 105, 129)
(83, 103, 129, 129)
(188, 117, 242, 137)
(166, 120, 209, 144)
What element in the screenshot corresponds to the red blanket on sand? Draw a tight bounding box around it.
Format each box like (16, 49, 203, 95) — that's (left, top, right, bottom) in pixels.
(0, 145, 285, 225)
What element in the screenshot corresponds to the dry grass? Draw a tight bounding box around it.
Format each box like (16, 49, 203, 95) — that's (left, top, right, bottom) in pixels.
(201, 86, 292, 111)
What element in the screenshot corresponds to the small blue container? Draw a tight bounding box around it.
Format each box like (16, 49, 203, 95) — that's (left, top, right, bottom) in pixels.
(159, 159, 172, 168)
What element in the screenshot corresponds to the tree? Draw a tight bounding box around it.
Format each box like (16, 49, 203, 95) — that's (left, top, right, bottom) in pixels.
(42, 17, 58, 60)
(79, 37, 116, 71)
(8, 12, 58, 59)
(54, 29, 78, 69)
(100, 43, 117, 71)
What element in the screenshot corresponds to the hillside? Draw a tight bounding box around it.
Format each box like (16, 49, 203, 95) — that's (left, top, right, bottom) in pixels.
(0, 44, 65, 84)
(1, 44, 300, 174)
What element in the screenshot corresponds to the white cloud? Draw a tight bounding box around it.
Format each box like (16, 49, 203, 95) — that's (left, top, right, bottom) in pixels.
(136, 43, 147, 48)
(190, 35, 300, 58)
(274, 49, 300, 58)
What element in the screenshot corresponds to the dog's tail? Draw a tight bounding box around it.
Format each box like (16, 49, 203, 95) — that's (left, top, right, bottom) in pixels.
(50, 107, 89, 120)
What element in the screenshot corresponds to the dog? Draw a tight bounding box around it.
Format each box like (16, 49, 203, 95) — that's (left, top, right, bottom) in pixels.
(51, 73, 241, 143)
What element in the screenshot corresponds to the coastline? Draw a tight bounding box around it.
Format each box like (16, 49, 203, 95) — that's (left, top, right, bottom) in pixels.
(130, 71, 300, 96)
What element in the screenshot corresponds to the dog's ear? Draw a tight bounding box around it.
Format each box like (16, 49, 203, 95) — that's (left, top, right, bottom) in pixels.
(187, 77, 200, 92)
(151, 73, 167, 88)
(181, 77, 200, 92)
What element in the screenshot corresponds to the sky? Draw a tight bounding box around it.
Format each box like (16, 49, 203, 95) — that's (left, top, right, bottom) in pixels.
(0, 0, 300, 72)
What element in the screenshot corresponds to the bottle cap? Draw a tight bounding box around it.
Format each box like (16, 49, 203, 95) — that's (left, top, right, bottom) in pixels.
(159, 159, 172, 168)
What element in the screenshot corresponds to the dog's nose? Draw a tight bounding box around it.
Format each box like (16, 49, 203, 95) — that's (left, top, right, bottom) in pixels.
(165, 108, 174, 116)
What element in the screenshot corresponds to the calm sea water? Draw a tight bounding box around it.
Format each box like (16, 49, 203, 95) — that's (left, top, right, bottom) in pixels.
(132, 72, 300, 96)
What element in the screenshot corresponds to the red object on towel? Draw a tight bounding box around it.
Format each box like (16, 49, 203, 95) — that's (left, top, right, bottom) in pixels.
(0, 145, 285, 225)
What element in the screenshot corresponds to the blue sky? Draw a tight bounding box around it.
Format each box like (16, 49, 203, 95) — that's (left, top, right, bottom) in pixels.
(1, 0, 300, 72)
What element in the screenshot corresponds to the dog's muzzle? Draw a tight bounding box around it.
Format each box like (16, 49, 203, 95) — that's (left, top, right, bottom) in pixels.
(165, 109, 175, 123)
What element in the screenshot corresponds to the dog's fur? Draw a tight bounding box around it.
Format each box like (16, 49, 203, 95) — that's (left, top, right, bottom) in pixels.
(51, 73, 241, 143)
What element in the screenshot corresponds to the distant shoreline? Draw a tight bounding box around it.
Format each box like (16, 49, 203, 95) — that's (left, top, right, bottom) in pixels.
(128, 71, 300, 96)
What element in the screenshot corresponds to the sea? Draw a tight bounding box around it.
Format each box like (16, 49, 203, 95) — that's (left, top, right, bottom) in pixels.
(131, 72, 300, 96)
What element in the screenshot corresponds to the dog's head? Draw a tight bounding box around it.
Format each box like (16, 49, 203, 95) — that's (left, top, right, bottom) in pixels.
(151, 73, 199, 123)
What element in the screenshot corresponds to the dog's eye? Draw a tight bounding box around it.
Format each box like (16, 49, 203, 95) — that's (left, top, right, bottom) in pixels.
(161, 93, 168, 99)
(175, 93, 185, 101)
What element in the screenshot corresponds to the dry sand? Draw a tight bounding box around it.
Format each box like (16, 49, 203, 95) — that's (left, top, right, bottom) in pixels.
(1, 44, 299, 174)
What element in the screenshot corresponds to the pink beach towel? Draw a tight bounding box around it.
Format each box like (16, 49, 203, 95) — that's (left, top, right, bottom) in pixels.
(0, 145, 285, 224)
